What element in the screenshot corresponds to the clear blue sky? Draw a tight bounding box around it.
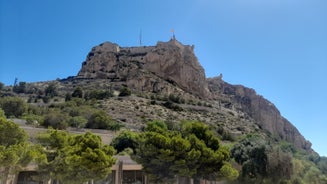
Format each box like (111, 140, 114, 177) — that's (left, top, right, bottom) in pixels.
(1, 0, 326, 156)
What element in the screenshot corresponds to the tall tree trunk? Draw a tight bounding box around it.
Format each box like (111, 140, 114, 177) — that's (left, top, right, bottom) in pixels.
(0, 168, 10, 184)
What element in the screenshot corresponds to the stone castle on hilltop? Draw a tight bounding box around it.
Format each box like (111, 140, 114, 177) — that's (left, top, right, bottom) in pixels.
(77, 38, 210, 98)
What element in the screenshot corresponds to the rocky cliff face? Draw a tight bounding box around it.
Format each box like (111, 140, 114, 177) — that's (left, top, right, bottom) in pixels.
(77, 39, 210, 98)
(207, 77, 312, 150)
(76, 39, 311, 151)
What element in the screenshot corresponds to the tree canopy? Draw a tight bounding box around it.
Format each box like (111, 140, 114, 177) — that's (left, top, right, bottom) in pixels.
(38, 130, 116, 184)
(132, 121, 238, 183)
(231, 134, 297, 183)
(0, 118, 46, 183)
(0, 117, 27, 147)
(110, 130, 138, 153)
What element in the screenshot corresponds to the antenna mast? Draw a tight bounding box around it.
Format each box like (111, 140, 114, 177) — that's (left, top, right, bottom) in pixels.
(170, 29, 175, 40)
(139, 29, 142, 46)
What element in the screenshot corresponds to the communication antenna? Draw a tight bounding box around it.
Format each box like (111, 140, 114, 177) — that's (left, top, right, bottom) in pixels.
(170, 29, 175, 40)
(139, 29, 142, 46)
(14, 77, 18, 86)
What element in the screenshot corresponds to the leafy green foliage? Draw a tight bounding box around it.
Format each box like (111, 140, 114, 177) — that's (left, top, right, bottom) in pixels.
(134, 125, 193, 182)
(181, 121, 220, 151)
(231, 134, 266, 164)
(279, 140, 297, 154)
(0, 118, 46, 183)
(181, 121, 235, 180)
(84, 90, 113, 100)
(0, 108, 5, 118)
(303, 165, 327, 183)
(290, 157, 327, 183)
(230, 135, 326, 183)
(38, 130, 116, 184)
(110, 130, 138, 153)
(44, 83, 58, 97)
(216, 126, 235, 141)
(231, 135, 269, 182)
(0, 96, 28, 117)
(0, 143, 47, 183)
(133, 121, 238, 182)
(42, 110, 69, 129)
(86, 110, 122, 131)
(0, 118, 27, 147)
(65, 92, 72, 101)
(22, 114, 44, 126)
(168, 94, 182, 104)
(119, 87, 131, 97)
(162, 101, 183, 111)
(317, 156, 327, 174)
(17, 96, 123, 131)
(71, 87, 83, 98)
(13, 81, 27, 93)
(266, 147, 293, 182)
(68, 116, 87, 128)
(144, 120, 168, 133)
(37, 129, 70, 150)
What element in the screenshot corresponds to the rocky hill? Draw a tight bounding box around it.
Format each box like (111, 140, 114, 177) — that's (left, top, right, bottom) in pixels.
(207, 77, 311, 150)
(77, 39, 210, 98)
(3, 38, 326, 183)
(73, 38, 311, 151)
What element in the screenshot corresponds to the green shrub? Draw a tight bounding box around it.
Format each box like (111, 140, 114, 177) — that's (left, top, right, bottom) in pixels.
(86, 111, 122, 130)
(168, 94, 181, 103)
(68, 116, 87, 128)
(23, 114, 44, 126)
(0, 96, 28, 117)
(0, 118, 28, 146)
(13, 81, 27, 93)
(119, 87, 131, 97)
(65, 93, 72, 101)
(42, 110, 69, 130)
(222, 131, 235, 141)
(42, 96, 50, 103)
(72, 87, 83, 98)
(110, 130, 138, 153)
(85, 90, 113, 100)
(0, 108, 5, 118)
(162, 101, 183, 111)
(45, 83, 58, 97)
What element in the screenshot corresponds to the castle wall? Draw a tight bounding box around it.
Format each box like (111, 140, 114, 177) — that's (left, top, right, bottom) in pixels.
(119, 46, 155, 54)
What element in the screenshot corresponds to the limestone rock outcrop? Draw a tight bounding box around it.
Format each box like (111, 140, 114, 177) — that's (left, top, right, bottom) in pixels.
(77, 39, 210, 97)
(207, 77, 312, 150)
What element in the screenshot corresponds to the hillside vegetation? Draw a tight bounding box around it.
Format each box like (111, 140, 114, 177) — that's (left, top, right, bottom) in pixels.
(1, 81, 326, 183)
